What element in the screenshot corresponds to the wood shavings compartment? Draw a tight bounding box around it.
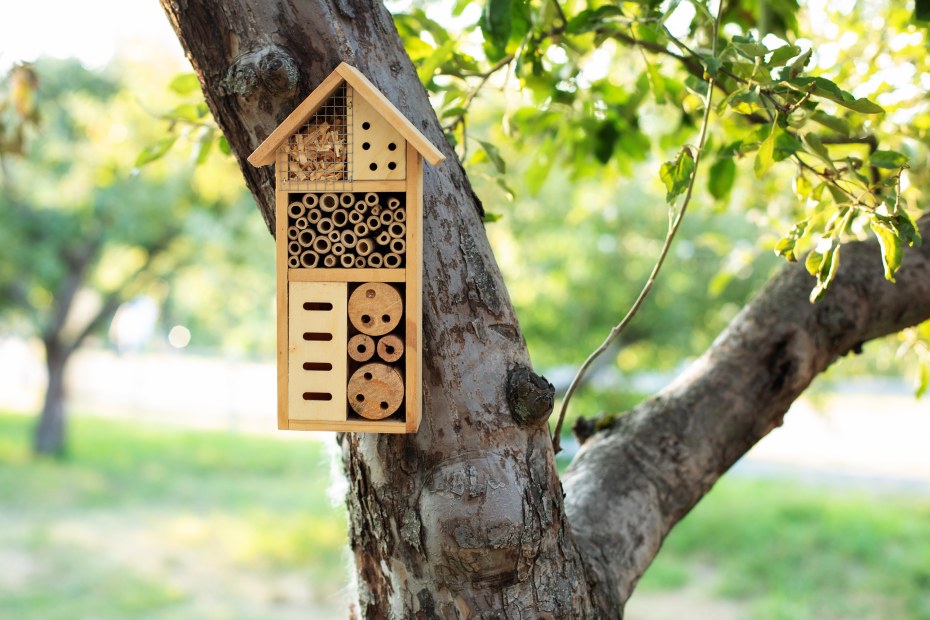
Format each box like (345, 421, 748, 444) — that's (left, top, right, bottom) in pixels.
(248, 62, 445, 433)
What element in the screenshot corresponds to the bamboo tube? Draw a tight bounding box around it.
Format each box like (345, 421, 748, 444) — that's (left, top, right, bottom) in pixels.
(356, 239, 374, 256)
(390, 238, 406, 254)
(355, 256, 366, 268)
(328, 230, 341, 243)
(367, 252, 384, 268)
(287, 255, 300, 268)
(287, 226, 300, 240)
(348, 210, 363, 224)
(347, 363, 404, 420)
(366, 216, 381, 232)
(394, 208, 406, 223)
(340, 253, 355, 268)
(347, 334, 375, 362)
(317, 217, 334, 233)
(384, 252, 402, 268)
(371, 205, 382, 216)
(347, 282, 402, 335)
(300, 250, 319, 268)
(354, 222, 369, 238)
(298, 229, 316, 247)
(387, 197, 401, 210)
(332, 242, 345, 256)
(376, 231, 391, 246)
(307, 209, 322, 224)
(288, 241, 301, 256)
(332, 209, 348, 227)
(295, 217, 309, 230)
(312, 236, 331, 254)
(302, 193, 318, 209)
(288, 201, 306, 219)
(377, 334, 404, 363)
(323, 255, 337, 268)
(319, 192, 339, 212)
(341, 230, 357, 249)
(364, 192, 378, 206)
(340, 192, 354, 208)
(379, 210, 394, 226)
(354, 201, 368, 214)
(389, 222, 406, 239)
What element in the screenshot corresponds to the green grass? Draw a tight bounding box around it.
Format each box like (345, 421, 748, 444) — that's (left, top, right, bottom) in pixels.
(637, 477, 930, 619)
(0, 412, 350, 619)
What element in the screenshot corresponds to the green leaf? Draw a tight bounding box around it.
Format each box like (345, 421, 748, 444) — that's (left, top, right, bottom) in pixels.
(802, 132, 835, 170)
(481, 0, 513, 60)
(477, 140, 506, 174)
(482, 211, 503, 223)
(869, 150, 909, 169)
(708, 157, 736, 200)
(218, 135, 231, 155)
(168, 73, 200, 95)
(754, 124, 776, 179)
(794, 173, 812, 200)
(135, 135, 177, 167)
(767, 44, 801, 66)
(659, 148, 695, 204)
(194, 128, 214, 166)
(870, 219, 904, 281)
(733, 41, 770, 58)
(916, 0, 930, 23)
(916, 362, 928, 399)
(810, 111, 850, 135)
(788, 77, 885, 114)
(566, 5, 627, 34)
(775, 219, 809, 262)
(593, 121, 619, 164)
(808, 243, 841, 302)
(165, 103, 203, 122)
(788, 49, 812, 78)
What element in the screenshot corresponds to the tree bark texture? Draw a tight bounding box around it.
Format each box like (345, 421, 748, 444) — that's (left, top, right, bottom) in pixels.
(160, 0, 930, 616)
(34, 342, 68, 456)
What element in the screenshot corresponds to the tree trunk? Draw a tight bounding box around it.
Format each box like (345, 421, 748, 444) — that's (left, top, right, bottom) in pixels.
(159, 0, 930, 615)
(34, 341, 69, 456)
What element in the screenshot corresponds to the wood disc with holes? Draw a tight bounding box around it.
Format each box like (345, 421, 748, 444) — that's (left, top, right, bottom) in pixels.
(347, 282, 402, 336)
(347, 363, 404, 419)
(347, 334, 375, 362)
(377, 334, 404, 363)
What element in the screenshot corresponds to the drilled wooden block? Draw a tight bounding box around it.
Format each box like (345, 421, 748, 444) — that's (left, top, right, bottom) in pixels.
(348, 363, 404, 419)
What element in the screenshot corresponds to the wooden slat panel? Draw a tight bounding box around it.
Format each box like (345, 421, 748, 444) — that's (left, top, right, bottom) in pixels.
(288, 268, 404, 282)
(287, 418, 408, 433)
(288, 281, 347, 421)
(351, 88, 406, 181)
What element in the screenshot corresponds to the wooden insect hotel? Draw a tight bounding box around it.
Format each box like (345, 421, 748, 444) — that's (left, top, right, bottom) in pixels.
(248, 63, 444, 433)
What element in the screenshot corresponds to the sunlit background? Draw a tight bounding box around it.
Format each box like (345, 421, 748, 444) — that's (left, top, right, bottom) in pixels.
(1, 1, 929, 618)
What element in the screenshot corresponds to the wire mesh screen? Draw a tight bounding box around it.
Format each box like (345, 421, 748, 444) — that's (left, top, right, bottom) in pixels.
(281, 83, 353, 190)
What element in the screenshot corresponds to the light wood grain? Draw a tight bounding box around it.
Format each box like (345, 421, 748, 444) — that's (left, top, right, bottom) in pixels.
(287, 418, 408, 433)
(351, 88, 406, 181)
(405, 144, 423, 432)
(279, 179, 406, 193)
(377, 334, 404, 363)
(288, 281, 347, 421)
(348, 282, 403, 336)
(348, 333, 376, 362)
(347, 363, 404, 420)
(276, 191, 290, 430)
(287, 268, 404, 282)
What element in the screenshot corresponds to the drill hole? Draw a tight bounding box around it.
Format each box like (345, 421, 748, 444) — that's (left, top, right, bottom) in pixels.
(387, 162, 397, 170)
(364, 372, 373, 380)
(385, 346, 395, 354)
(362, 142, 370, 150)
(366, 288, 376, 298)
(362, 121, 370, 130)
(361, 314, 371, 324)
(356, 394, 364, 402)
(369, 163, 378, 171)
(388, 142, 396, 151)
(357, 344, 367, 353)
(380, 401, 388, 409)
(381, 314, 390, 323)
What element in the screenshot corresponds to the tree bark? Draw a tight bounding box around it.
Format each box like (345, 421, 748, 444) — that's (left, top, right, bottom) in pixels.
(159, 0, 930, 616)
(34, 341, 69, 456)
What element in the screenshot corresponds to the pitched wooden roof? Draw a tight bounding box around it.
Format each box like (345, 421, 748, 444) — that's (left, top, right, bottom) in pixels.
(247, 62, 445, 167)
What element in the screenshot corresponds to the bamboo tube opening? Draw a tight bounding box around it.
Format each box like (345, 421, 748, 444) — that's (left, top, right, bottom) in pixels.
(340, 192, 354, 207)
(287, 255, 301, 268)
(354, 201, 368, 213)
(394, 208, 406, 223)
(320, 193, 339, 212)
(389, 222, 406, 239)
(390, 238, 406, 254)
(287, 226, 300, 240)
(366, 216, 381, 232)
(384, 252, 402, 268)
(347, 363, 404, 420)
(307, 209, 322, 224)
(367, 252, 384, 268)
(331, 242, 345, 256)
(379, 210, 394, 225)
(312, 236, 331, 254)
(341, 230, 357, 248)
(387, 197, 400, 210)
(355, 256, 366, 268)
(332, 210, 348, 227)
(317, 217, 334, 233)
(340, 253, 355, 268)
(371, 205, 382, 216)
(348, 210, 363, 224)
(288, 241, 301, 255)
(376, 231, 391, 246)
(376, 334, 404, 363)
(295, 217, 309, 230)
(323, 255, 337, 268)
(364, 192, 378, 206)
(356, 239, 374, 256)
(288, 201, 306, 218)
(354, 222, 369, 238)
(328, 230, 341, 243)
(298, 229, 316, 247)
(347, 334, 375, 362)
(300, 250, 319, 268)
(302, 193, 318, 209)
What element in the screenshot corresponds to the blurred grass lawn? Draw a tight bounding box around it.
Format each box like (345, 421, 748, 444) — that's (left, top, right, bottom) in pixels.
(1, 412, 929, 619)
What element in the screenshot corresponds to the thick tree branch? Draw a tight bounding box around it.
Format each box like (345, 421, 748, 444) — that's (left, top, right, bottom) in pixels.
(563, 215, 930, 604)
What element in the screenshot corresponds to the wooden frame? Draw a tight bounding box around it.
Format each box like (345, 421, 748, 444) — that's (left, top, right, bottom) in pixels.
(251, 63, 444, 433)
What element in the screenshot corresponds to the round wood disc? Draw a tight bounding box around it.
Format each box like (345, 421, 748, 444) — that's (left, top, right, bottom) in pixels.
(347, 334, 375, 362)
(377, 334, 404, 363)
(347, 283, 403, 336)
(347, 363, 404, 420)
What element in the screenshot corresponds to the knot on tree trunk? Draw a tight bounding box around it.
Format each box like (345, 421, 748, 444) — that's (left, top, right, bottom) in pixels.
(225, 46, 300, 98)
(506, 365, 554, 426)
